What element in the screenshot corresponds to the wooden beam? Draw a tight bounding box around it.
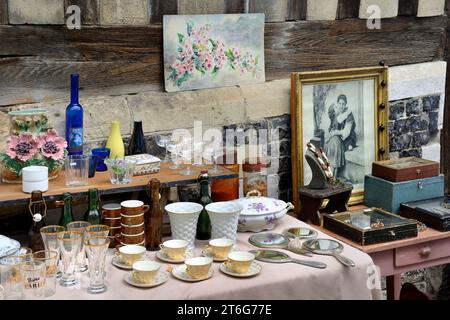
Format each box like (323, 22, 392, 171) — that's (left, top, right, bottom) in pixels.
(398, 0, 419, 16)
(64, 0, 99, 25)
(443, 0, 450, 193)
(287, 0, 307, 20)
(149, 0, 177, 24)
(0, 16, 446, 106)
(336, 0, 361, 19)
(0, 0, 8, 24)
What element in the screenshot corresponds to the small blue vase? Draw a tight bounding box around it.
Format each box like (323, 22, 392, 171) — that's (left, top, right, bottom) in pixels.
(92, 148, 110, 171)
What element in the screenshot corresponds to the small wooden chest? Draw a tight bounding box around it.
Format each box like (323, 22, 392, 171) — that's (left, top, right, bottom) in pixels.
(372, 157, 439, 182)
(364, 174, 445, 213)
(400, 197, 450, 231)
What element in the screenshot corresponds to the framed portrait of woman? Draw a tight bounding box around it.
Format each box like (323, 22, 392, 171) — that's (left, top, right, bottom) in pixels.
(290, 67, 389, 209)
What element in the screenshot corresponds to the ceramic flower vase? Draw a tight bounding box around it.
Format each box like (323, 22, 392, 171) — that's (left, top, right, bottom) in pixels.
(106, 121, 125, 159)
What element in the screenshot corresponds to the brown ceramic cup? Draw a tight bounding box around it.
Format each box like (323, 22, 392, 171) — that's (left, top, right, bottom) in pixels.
(103, 216, 122, 227)
(109, 225, 122, 236)
(120, 213, 145, 225)
(120, 200, 149, 216)
(121, 231, 145, 245)
(102, 203, 122, 218)
(121, 222, 145, 235)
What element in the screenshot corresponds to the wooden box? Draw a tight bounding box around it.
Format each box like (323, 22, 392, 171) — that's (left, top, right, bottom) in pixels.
(364, 174, 445, 213)
(372, 157, 439, 182)
(400, 197, 450, 232)
(323, 208, 418, 246)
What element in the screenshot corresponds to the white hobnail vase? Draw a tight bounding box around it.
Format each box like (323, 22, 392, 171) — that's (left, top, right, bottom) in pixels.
(165, 202, 203, 247)
(205, 202, 243, 242)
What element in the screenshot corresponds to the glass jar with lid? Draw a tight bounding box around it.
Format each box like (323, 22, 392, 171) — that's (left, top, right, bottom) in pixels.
(242, 157, 270, 197)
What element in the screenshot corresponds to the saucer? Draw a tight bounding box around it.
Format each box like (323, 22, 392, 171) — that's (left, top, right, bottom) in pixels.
(112, 254, 149, 270)
(171, 265, 213, 282)
(201, 246, 237, 262)
(156, 248, 194, 264)
(219, 261, 262, 278)
(124, 271, 168, 288)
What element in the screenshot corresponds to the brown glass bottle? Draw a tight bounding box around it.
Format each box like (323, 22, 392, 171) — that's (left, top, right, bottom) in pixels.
(196, 169, 212, 240)
(28, 191, 46, 252)
(145, 178, 162, 250)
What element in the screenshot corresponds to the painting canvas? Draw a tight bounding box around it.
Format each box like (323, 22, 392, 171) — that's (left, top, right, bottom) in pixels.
(163, 14, 265, 92)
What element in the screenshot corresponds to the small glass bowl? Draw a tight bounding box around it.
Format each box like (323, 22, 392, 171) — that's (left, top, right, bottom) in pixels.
(104, 158, 137, 185)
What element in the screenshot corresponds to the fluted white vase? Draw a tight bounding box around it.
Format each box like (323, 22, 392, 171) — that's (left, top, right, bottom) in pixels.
(165, 202, 203, 247)
(205, 202, 243, 242)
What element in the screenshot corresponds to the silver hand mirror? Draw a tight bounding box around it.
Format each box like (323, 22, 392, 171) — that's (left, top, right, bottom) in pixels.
(283, 227, 318, 240)
(249, 250, 327, 269)
(302, 239, 355, 267)
(248, 233, 313, 257)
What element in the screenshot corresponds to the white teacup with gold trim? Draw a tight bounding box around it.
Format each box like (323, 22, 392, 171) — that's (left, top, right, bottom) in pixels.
(159, 239, 188, 260)
(117, 245, 146, 266)
(185, 257, 213, 279)
(225, 251, 255, 274)
(132, 261, 160, 284)
(204, 238, 234, 260)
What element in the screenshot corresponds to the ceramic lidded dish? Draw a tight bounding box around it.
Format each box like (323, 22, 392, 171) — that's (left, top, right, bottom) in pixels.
(232, 196, 294, 232)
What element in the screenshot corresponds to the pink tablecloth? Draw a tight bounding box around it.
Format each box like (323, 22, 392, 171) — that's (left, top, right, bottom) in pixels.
(48, 215, 382, 300)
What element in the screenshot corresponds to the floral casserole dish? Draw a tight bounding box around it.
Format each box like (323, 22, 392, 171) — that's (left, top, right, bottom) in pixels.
(232, 192, 294, 232)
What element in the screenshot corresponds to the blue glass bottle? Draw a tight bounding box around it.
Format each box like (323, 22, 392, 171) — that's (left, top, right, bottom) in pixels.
(66, 74, 83, 155)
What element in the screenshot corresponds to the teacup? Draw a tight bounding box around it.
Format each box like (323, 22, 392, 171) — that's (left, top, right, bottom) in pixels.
(117, 245, 146, 266)
(185, 257, 213, 279)
(225, 251, 255, 274)
(204, 238, 234, 260)
(132, 261, 160, 284)
(159, 239, 188, 260)
(121, 200, 149, 216)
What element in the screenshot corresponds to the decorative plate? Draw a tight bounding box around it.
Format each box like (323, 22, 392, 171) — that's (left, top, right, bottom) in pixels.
(0, 235, 21, 259)
(219, 261, 262, 278)
(124, 271, 168, 288)
(155, 248, 194, 264)
(171, 265, 213, 282)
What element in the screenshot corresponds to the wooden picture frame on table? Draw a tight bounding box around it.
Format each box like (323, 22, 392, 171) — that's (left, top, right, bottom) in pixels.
(290, 66, 389, 214)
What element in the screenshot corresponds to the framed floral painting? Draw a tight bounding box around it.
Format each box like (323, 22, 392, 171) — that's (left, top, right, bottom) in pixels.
(163, 13, 265, 92)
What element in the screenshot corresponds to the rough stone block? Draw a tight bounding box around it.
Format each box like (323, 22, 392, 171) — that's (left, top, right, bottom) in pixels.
(359, 0, 398, 19)
(405, 99, 422, 116)
(99, 0, 149, 25)
(417, 0, 445, 17)
(412, 131, 429, 147)
(389, 100, 405, 120)
(8, 0, 64, 24)
(178, 0, 225, 15)
(306, 0, 338, 20)
(429, 111, 439, 134)
(422, 95, 440, 112)
(390, 133, 411, 152)
(278, 171, 292, 191)
(249, 0, 288, 22)
(400, 148, 422, 158)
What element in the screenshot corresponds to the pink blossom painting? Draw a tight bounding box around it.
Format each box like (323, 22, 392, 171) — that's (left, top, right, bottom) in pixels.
(163, 14, 265, 92)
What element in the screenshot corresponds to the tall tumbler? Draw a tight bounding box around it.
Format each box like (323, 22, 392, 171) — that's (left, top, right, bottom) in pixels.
(0, 256, 24, 300)
(65, 155, 89, 187)
(21, 260, 46, 300)
(85, 237, 110, 294)
(40, 225, 65, 278)
(67, 221, 91, 272)
(57, 231, 82, 287)
(32, 250, 58, 297)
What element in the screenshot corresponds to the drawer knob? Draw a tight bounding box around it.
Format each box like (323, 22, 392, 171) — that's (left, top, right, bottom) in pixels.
(420, 247, 431, 257)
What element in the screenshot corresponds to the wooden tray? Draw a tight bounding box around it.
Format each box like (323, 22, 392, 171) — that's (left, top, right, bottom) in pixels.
(400, 197, 450, 232)
(323, 208, 418, 246)
(372, 157, 439, 182)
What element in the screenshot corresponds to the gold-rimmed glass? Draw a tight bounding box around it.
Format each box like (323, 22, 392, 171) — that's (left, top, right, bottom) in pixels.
(67, 221, 91, 272)
(8, 247, 33, 262)
(0, 255, 25, 300)
(85, 225, 110, 239)
(40, 225, 65, 279)
(57, 231, 82, 287)
(85, 237, 110, 294)
(32, 250, 58, 297)
(21, 260, 46, 300)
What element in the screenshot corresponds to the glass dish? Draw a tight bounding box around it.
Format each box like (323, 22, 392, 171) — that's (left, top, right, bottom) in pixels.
(104, 158, 137, 185)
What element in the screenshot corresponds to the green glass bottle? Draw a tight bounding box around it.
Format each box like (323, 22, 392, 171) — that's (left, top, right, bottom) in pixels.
(59, 192, 74, 227)
(196, 169, 212, 240)
(84, 188, 100, 224)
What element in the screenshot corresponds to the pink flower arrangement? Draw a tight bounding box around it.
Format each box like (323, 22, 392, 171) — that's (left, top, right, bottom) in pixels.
(168, 21, 260, 87)
(6, 133, 39, 161)
(37, 129, 67, 160)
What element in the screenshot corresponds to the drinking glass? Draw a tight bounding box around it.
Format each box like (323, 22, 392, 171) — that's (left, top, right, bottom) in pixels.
(205, 145, 221, 174)
(85, 225, 110, 239)
(104, 158, 137, 185)
(88, 155, 99, 178)
(91, 148, 110, 171)
(167, 142, 184, 170)
(0, 256, 24, 300)
(67, 221, 91, 272)
(179, 148, 194, 176)
(9, 247, 33, 262)
(40, 225, 65, 278)
(192, 141, 205, 166)
(32, 250, 58, 297)
(21, 260, 46, 300)
(85, 237, 110, 294)
(65, 155, 89, 187)
(155, 135, 171, 163)
(57, 231, 82, 287)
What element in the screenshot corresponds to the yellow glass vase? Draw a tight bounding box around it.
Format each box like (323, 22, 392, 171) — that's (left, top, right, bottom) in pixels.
(106, 121, 125, 158)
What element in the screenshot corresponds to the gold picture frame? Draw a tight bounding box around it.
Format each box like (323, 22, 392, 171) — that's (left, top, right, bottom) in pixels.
(290, 66, 389, 212)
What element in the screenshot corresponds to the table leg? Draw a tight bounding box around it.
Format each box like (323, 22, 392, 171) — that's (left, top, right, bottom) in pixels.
(386, 274, 401, 300)
(298, 194, 323, 225)
(323, 190, 351, 213)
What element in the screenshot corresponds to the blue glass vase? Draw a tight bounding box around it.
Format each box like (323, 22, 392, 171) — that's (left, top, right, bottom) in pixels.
(92, 148, 110, 172)
(66, 74, 83, 155)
